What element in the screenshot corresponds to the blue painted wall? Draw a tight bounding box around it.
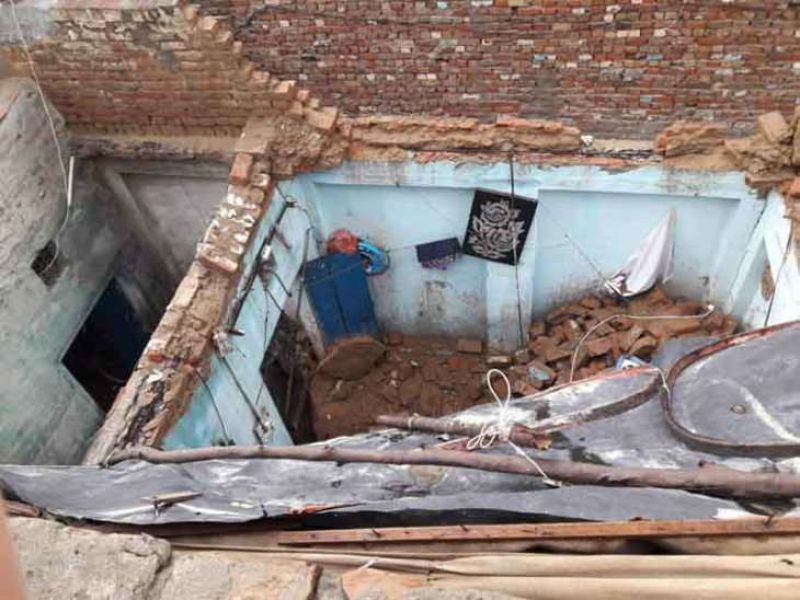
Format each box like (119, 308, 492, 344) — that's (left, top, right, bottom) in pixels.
(289, 161, 767, 350)
(163, 190, 316, 449)
(162, 160, 799, 449)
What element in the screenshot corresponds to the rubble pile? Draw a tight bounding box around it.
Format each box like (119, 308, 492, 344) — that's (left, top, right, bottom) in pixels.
(309, 288, 738, 440)
(310, 335, 493, 440)
(655, 109, 800, 190)
(517, 287, 738, 394)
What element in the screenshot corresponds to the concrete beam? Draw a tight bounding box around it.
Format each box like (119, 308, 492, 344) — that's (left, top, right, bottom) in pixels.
(98, 165, 184, 286)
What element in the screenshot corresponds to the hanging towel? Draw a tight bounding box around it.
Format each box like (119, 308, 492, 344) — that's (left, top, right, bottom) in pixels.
(416, 237, 460, 270)
(605, 209, 676, 298)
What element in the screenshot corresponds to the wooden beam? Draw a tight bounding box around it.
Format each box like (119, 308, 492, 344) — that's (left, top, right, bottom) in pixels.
(108, 444, 800, 500)
(275, 517, 800, 546)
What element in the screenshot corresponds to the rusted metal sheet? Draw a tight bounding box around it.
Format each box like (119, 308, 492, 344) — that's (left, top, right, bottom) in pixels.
(663, 320, 800, 457)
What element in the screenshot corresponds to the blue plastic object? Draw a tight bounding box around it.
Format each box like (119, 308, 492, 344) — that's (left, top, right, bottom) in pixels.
(305, 253, 379, 345)
(357, 240, 389, 276)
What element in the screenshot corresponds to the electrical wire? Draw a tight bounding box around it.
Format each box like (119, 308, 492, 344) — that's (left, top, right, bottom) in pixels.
(285, 227, 313, 432)
(219, 353, 273, 444)
(8, 0, 73, 272)
(508, 153, 525, 348)
(189, 366, 232, 445)
(538, 204, 608, 284)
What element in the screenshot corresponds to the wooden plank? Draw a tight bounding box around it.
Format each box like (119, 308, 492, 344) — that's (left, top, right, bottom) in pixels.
(275, 517, 800, 546)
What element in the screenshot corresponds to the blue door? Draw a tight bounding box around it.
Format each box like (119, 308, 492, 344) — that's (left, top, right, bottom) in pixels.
(305, 253, 379, 345)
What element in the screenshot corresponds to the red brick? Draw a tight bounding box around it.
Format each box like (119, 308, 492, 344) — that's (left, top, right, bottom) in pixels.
(229, 153, 253, 185)
(457, 338, 483, 354)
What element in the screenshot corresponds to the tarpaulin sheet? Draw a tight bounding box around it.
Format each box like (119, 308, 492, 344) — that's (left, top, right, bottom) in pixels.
(670, 325, 800, 445)
(3, 332, 796, 527)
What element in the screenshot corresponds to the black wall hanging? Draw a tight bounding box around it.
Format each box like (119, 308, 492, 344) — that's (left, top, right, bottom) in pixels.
(462, 189, 537, 265)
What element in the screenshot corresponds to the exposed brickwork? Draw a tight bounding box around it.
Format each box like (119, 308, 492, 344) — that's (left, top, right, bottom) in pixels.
(4, 1, 798, 140)
(0, 0, 334, 137)
(84, 132, 280, 460)
(195, 0, 800, 139)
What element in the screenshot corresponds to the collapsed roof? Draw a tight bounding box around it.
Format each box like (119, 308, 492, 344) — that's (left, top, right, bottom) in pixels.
(2, 322, 799, 529)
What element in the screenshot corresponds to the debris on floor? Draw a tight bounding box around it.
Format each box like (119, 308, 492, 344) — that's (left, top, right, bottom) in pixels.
(310, 334, 491, 439)
(310, 287, 738, 440)
(526, 287, 737, 387)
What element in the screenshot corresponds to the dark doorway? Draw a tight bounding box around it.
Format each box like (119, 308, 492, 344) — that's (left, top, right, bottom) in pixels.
(261, 314, 317, 444)
(63, 278, 149, 412)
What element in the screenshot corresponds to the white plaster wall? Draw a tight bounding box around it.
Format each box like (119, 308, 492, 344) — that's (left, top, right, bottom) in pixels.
(291, 161, 767, 351)
(0, 80, 109, 463)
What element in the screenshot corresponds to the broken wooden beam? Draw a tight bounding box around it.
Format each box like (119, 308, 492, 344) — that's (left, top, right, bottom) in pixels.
(109, 444, 800, 500)
(274, 517, 800, 546)
(375, 414, 551, 449)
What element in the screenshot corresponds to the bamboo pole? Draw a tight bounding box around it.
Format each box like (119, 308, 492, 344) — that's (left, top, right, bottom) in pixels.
(108, 444, 800, 500)
(375, 414, 551, 449)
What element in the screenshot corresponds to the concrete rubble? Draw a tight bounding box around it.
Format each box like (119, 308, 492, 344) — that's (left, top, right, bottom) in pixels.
(9, 517, 525, 600)
(10, 517, 323, 600)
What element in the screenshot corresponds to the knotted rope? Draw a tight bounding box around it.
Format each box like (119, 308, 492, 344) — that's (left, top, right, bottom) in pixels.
(467, 369, 560, 488)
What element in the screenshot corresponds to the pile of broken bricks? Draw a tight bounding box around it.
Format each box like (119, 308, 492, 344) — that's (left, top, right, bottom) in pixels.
(499, 287, 738, 395)
(308, 288, 738, 443)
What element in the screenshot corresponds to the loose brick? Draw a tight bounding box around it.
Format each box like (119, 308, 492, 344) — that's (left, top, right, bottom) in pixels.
(304, 106, 339, 131)
(757, 111, 791, 144)
(486, 355, 513, 368)
(456, 338, 483, 354)
(229, 153, 253, 185)
(529, 320, 546, 338)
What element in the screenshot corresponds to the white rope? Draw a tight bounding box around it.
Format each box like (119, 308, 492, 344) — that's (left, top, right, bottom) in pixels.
(467, 369, 560, 487)
(8, 0, 74, 272)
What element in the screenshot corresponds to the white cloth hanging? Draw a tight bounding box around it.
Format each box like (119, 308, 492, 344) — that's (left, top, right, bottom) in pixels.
(605, 209, 676, 297)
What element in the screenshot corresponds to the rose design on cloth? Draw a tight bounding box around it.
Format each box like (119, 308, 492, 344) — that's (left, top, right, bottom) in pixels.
(468, 200, 525, 260)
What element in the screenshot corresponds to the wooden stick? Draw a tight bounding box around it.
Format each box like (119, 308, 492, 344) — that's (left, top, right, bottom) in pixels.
(275, 517, 800, 546)
(375, 414, 551, 449)
(109, 444, 800, 500)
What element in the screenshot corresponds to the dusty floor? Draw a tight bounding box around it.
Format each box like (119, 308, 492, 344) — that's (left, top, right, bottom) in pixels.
(310, 336, 492, 440)
(309, 288, 739, 441)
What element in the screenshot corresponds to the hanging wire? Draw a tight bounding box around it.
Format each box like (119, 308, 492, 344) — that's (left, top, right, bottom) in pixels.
(537, 204, 608, 284)
(8, 0, 73, 272)
(508, 153, 526, 347)
(189, 366, 232, 445)
(284, 227, 313, 431)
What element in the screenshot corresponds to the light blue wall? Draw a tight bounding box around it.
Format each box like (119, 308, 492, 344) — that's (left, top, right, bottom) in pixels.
(163, 191, 316, 449)
(162, 159, 800, 449)
(291, 161, 765, 350)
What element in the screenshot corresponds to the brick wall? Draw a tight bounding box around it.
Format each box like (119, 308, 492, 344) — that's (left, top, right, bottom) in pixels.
(0, 0, 333, 136)
(196, 0, 800, 138)
(3, 0, 798, 139)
